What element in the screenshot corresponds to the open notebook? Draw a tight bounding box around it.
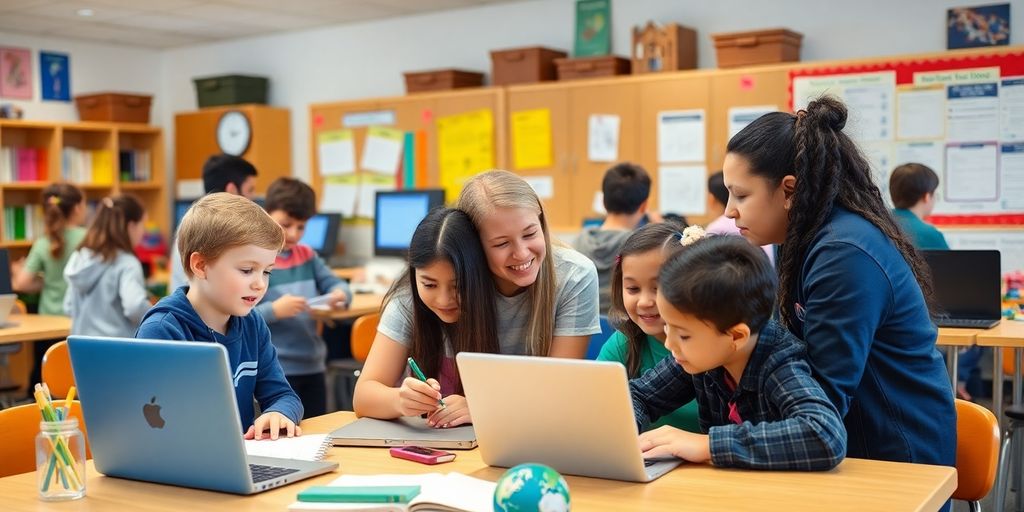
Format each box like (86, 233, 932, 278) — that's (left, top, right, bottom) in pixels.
(287, 473, 496, 512)
(244, 434, 332, 462)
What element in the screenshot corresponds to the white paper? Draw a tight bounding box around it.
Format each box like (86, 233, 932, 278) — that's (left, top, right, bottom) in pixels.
(244, 434, 329, 462)
(1002, 142, 1024, 210)
(317, 132, 356, 176)
(844, 84, 895, 142)
(658, 165, 707, 216)
(342, 110, 395, 127)
(175, 179, 203, 199)
(658, 110, 705, 163)
(861, 141, 894, 200)
(1002, 77, 1024, 142)
(945, 143, 998, 202)
(728, 105, 776, 140)
(356, 178, 396, 219)
(897, 88, 945, 140)
(360, 129, 403, 174)
(320, 183, 358, 217)
(947, 83, 1000, 143)
(523, 175, 554, 200)
(592, 191, 606, 215)
(588, 114, 620, 162)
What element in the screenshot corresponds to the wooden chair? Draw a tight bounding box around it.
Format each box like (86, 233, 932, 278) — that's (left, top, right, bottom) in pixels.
(954, 399, 998, 511)
(42, 340, 74, 399)
(350, 312, 380, 363)
(0, 400, 90, 478)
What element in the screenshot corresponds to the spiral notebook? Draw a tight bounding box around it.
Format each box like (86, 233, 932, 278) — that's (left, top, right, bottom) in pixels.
(244, 434, 332, 462)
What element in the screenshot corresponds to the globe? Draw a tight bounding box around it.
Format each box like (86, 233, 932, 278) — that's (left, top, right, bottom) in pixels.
(493, 463, 571, 512)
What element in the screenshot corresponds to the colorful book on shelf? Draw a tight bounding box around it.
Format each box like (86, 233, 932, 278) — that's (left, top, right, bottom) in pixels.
(91, 150, 114, 185)
(13, 207, 25, 240)
(16, 147, 38, 181)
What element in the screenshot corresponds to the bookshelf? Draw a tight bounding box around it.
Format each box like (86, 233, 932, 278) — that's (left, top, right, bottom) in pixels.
(0, 119, 167, 259)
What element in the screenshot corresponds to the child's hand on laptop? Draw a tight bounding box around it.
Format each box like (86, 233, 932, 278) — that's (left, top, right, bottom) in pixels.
(398, 377, 444, 417)
(273, 294, 309, 319)
(426, 395, 470, 429)
(245, 411, 302, 440)
(638, 426, 710, 463)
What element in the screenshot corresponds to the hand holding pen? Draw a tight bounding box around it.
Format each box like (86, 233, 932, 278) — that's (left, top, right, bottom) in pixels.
(397, 357, 447, 418)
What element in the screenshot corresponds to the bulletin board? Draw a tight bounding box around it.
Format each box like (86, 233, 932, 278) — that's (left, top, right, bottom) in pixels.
(789, 50, 1024, 225)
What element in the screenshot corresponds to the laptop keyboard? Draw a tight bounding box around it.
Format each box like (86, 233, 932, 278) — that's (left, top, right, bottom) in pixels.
(249, 464, 299, 483)
(936, 318, 1000, 329)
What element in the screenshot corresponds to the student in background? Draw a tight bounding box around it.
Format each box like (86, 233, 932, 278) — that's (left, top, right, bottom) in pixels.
(704, 171, 773, 262)
(256, 177, 350, 418)
(460, 170, 600, 359)
(888, 163, 949, 250)
(137, 193, 302, 439)
(632, 233, 846, 470)
(13, 183, 87, 389)
(723, 97, 955, 485)
(169, 154, 258, 291)
(64, 195, 151, 338)
(354, 208, 498, 429)
(573, 162, 652, 315)
(599, 221, 699, 433)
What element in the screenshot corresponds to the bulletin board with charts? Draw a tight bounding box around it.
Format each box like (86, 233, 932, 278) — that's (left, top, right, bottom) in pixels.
(790, 50, 1024, 225)
(308, 89, 504, 221)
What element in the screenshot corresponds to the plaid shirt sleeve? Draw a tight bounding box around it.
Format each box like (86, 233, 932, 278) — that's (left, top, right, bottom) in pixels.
(629, 356, 696, 432)
(708, 356, 847, 471)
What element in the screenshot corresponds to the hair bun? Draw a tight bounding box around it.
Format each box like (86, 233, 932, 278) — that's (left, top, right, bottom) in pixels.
(805, 96, 847, 132)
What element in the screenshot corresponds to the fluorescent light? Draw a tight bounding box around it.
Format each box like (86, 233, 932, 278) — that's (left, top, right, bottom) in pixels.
(76, 8, 95, 17)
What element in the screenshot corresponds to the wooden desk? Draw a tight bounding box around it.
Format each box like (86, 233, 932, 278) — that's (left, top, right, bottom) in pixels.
(0, 314, 72, 345)
(310, 293, 384, 322)
(975, 320, 1024, 421)
(0, 411, 956, 511)
(331, 267, 363, 281)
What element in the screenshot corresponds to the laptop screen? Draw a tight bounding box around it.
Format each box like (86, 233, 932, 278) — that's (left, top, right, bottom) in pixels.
(922, 250, 1001, 320)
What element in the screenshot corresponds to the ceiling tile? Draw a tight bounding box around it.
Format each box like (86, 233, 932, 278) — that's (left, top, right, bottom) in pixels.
(110, 13, 219, 32)
(0, 0, 56, 13)
(87, 0, 204, 11)
(0, 13, 67, 32)
(21, 0, 146, 21)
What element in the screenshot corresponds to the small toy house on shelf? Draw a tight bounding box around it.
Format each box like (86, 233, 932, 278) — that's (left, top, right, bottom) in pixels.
(631, 22, 697, 74)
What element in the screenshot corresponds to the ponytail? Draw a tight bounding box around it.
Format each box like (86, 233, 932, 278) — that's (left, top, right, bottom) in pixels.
(79, 195, 145, 263)
(41, 183, 84, 258)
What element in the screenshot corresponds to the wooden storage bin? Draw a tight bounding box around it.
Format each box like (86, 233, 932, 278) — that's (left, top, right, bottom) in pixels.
(193, 74, 269, 108)
(403, 69, 484, 94)
(554, 56, 631, 81)
(74, 93, 152, 124)
(490, 46, 568, 85)
(711, 28, 802, 68)
(632, 22, 697, 73)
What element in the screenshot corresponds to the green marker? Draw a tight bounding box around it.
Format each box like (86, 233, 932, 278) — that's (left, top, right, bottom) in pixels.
(407, 357, 446, 409)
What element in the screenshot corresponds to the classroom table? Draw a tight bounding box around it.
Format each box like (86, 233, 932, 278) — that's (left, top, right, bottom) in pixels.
(976, 320, 1024, 423)
(0, 411, 956, 512)
(310, 293, 384, 322)
(0, 314, 72, 345)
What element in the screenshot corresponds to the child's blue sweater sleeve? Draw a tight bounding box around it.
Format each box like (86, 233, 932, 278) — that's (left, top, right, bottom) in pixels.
(252, 318, 304, 423)
(312, 256, 350, 302)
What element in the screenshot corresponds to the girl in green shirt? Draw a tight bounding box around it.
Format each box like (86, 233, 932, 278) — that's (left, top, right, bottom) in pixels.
(597, 222, 699, 432)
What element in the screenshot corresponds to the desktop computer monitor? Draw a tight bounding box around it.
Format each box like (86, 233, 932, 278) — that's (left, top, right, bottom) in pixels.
(374, 189, 445, 258)
(299, 213, 342, 259)
(173, 199, 194, 232)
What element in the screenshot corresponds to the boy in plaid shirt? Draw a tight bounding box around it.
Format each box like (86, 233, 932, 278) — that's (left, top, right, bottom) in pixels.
(631, 232, 846, 470)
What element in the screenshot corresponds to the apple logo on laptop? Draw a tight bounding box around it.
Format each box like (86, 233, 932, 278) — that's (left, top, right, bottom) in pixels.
(143, 396, 165, 429)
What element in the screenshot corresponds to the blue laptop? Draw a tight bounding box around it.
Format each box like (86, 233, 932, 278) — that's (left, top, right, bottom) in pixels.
(68, 336, 337, 494)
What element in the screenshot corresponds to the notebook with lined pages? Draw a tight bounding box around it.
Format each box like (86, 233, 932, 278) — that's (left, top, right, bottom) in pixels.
(244, 434, 332, 462)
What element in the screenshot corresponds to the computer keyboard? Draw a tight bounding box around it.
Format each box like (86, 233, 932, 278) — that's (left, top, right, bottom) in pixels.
(249, 464, 299, 483)
(936, 318, 1000, 329)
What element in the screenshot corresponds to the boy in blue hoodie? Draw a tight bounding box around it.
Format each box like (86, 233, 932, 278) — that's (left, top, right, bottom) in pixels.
(137, 193, 303, 439)
(257, 177, 350, 417)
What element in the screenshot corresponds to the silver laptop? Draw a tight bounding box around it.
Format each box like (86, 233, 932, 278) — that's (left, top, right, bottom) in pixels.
(330, 416, 477, 449)
(68, 336, 338, 495)
(457, 353, 682, 482)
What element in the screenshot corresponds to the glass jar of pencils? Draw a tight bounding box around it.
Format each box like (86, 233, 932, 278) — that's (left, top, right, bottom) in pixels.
(35, 418, 86, 501)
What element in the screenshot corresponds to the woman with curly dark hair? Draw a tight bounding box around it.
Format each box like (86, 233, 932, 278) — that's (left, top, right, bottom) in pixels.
(722, 96, 955, 479)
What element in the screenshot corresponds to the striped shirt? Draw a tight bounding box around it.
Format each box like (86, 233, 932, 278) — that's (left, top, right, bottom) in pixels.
(630, 319, 847, 471)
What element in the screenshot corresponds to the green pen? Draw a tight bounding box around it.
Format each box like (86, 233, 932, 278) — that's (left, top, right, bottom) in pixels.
(407, 357, 446, 409)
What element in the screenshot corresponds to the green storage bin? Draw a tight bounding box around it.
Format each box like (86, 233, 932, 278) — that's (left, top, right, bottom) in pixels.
(192, 74, 268, 108)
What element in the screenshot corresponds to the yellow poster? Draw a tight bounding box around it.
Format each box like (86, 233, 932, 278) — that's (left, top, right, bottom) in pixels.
(437, 109, 494, 200)
(511, 108, 553, 170)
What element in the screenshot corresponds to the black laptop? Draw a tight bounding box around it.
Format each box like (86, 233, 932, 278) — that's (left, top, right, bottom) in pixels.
(922, 250, 1002, 329)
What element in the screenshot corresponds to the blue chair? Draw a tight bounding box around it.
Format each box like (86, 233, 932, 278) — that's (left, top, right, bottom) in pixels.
(586, 316, 614, 360)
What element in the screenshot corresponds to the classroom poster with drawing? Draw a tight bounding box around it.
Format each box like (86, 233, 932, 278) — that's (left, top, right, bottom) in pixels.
(39, 51, 70, 102)
(0, 47, 32, 99)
